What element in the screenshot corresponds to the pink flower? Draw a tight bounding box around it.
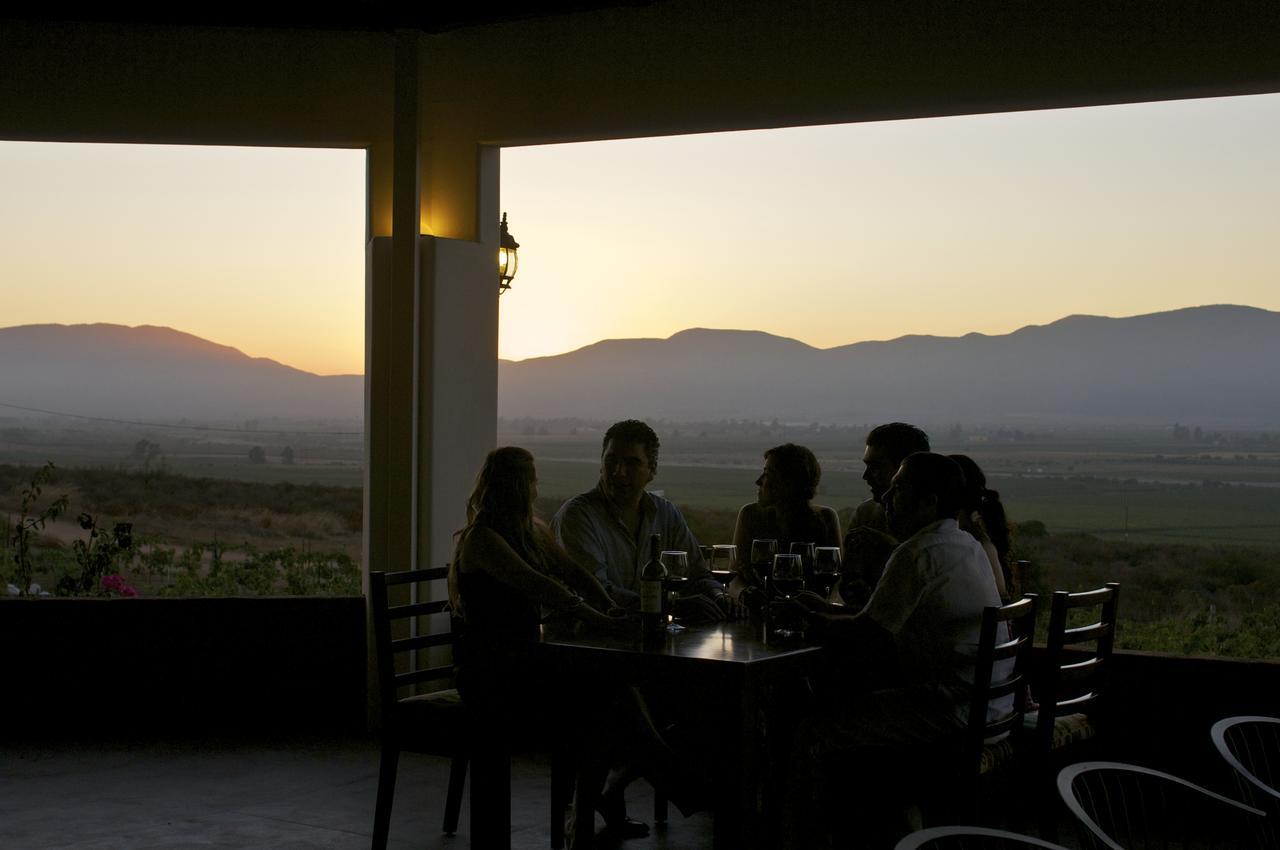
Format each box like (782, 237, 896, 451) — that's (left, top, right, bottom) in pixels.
(101, 574, 138, 597)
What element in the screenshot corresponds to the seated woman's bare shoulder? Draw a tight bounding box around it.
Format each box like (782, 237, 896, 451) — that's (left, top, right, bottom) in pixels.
(816, 504, 843, 547)
(735, 501, 764, 529)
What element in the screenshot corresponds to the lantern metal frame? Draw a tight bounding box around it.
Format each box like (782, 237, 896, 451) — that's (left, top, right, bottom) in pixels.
(498, 212, 520, 293)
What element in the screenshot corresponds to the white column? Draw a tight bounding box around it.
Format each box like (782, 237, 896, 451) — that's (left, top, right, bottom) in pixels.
(416, 146, 500, 570)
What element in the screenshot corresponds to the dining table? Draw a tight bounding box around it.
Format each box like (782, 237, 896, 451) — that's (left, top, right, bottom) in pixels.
(537, 617, 826, 850)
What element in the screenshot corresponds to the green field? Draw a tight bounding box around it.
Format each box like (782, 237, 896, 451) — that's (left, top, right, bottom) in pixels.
(532, 459, 1280, 549)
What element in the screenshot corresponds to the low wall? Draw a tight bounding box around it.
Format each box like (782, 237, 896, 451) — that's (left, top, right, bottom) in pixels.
(3, 596, 367, 739)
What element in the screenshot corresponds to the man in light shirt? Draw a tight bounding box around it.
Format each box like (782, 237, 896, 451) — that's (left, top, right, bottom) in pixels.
(553, 418, 729, 619)
(553, 418, 732, 840)
(781, 451, 1007, 850)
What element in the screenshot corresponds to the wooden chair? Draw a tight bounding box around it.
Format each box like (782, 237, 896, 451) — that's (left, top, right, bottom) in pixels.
(1211, 715, 1280, 849)
(1058, 760, 1266, 850)
(369, 568, 469, 850)
(824, 593, 1034, 844)
(895, 824, 1073, 850)
(827, 594, 1038, 845)
(957, 593, 1039, 821)
(1030, 583, 1120, 767)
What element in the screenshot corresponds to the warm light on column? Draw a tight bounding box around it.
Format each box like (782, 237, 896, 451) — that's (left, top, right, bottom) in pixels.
(498, 212, 520, 294)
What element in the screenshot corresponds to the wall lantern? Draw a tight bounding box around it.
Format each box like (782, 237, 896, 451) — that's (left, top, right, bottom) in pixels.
(498, 212, 520, 294)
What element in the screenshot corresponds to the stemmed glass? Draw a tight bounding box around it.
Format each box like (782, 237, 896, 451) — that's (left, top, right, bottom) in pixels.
(769, 553, 805, 639)
(789, 541, 816, 579)
(709, 544, 738, 587)
(660, 550, 690, 633)
(812, 546, 842, 601)
(749, 538, 778, 587)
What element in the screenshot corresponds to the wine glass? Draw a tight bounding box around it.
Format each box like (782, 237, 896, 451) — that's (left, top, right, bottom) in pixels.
(749, 538, 778, 586)
(660, 550, 689, 633)
(789, 541, 815, 577)
(769, 553, 805, 639)
(709, 543, 737, 587)
(770, 553, 804, 599)
(813, 546, 842, 600)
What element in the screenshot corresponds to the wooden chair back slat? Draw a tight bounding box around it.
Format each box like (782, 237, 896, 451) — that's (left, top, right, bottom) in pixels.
(1063, 621, 1111, 644)
(392, 633, 454, 653)
(389, 600, 450, 619)
(382, 566, 450, 586)
(1059, 656, 1104, 684)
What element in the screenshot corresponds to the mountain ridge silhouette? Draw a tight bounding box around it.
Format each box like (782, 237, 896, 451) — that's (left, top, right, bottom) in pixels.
(1, 305, 1276, 426)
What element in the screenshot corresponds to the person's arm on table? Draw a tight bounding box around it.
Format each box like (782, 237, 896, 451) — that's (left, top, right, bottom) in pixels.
(801, 605, 897, 661)
(664, 503, 733, 620)
(536, 520, 616, 613)
(459, 527, 615, 626)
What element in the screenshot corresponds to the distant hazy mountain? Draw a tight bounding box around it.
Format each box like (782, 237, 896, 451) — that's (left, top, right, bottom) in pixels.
(498, 305, 1280, 427)
(0, 323, 361, 422)
(2, 306, 1277, 427)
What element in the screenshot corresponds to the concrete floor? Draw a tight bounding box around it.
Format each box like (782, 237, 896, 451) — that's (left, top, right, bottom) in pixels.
(0, 737, 716, 850)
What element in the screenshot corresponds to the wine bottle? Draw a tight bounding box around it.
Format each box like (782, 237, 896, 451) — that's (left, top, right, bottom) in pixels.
(640, 532, 666, 641)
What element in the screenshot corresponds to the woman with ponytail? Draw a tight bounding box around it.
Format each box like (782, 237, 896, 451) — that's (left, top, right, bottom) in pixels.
(949, 453, 1012, 600)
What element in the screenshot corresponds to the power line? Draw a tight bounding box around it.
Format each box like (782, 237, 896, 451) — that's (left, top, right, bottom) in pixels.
(0, 401, 361, 436)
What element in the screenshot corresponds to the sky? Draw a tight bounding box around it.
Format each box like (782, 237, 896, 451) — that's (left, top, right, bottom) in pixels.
(2, 92, 1278, 373)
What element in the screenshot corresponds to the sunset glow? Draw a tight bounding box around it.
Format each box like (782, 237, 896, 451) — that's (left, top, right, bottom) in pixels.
(2, 92, 1278, 375)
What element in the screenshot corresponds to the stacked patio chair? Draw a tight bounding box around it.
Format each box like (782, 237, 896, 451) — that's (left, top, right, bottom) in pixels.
(1058, 760, 1266, 850)
(1211, 715, 1280, 849)
(894, 824, 1073, 850)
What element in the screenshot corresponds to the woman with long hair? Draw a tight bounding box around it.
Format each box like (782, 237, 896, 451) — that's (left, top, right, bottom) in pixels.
(450, 446, 700, 846)
(948, 453, 1012, 600)
(449, 445, 616, 655)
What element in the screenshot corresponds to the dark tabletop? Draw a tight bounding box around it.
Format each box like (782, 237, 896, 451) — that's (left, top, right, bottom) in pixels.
(538, 618, 823, 671)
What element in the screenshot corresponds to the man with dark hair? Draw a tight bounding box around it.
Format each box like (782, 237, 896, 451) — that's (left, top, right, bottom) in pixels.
(852, 422, 932, 532)
(780, 451, 1007, 849)
(553, 419, 731, 838)
(553, 419, 728, 614)
(840, 422, 931, 606)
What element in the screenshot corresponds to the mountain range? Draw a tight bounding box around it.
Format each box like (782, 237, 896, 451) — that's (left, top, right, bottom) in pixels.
(1, 305, 1277, 427)
(0, 324, 362, 423)
(498, 305, 1280, 426)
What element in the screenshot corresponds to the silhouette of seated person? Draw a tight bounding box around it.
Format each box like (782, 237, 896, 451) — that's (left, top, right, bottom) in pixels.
(838, 422, 931, 608)
(553, 418, 733, 622)
(451, 447, 701, 847)
(949, 453, 1012, 601)
(730, 442, 841, 605)
(780, 452, 1010, 850)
